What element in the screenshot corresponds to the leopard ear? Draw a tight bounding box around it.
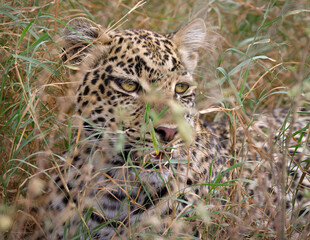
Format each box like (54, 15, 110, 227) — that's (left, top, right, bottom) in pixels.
(61, 17, 110, 64)
(172, 18, 206, 71)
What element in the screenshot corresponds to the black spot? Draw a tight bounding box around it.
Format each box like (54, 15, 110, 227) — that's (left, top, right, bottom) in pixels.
(77, 93, 82, 103)
(83, 86, 90, 95)
(91, 77, 98, 85)
(91, 90, 99, 97)
(108, 56, 118, 62)
(82, 101, 89, 107)
(186, 179, 193, 185)
(95, 108, 103, 114)
(99, 84, 105, 94)
(91, 70, 99, 83)
(115, 46, 122, 54)
(118, 37, 124, 44)
(171, 57, 177, 66)
(82, 72, 90, 85)
(123, 68, 130, 74)
(62, 197, 69, 204)
(116, 61, 125, 67)
(106, 65, 113, 74)
(108, 46, 115, 55)
(107, 91, 112, 97)
(98, 117, 106, 122)
(163, 54, 169, 61)
(73, 155, 80, 162)
(108, 108, 114, 114)
(162, 39, 173, 46)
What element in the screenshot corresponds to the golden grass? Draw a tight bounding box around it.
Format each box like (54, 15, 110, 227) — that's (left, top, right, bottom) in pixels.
(1, 0, 309, 239)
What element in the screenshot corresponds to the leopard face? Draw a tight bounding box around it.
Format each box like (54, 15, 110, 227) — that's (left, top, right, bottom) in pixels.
(62, 17, 206, 169)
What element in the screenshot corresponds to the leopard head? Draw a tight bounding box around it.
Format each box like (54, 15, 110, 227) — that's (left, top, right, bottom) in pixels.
(61, 17, 206, 168)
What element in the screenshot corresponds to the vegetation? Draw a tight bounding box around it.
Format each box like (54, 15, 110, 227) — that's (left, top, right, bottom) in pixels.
(0, 0, 309, 239)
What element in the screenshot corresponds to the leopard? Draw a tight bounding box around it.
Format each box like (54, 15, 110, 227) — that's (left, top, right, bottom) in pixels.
(40, 17, 310, 239)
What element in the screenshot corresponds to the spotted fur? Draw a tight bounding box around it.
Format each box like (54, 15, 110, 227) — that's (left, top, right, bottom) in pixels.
(42, 18, 310, 239)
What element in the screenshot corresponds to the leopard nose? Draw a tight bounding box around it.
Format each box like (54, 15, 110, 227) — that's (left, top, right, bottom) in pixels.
(155, 126, 177, 142)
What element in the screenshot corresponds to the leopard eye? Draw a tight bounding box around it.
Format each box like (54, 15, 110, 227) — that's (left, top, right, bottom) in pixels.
(120, 81, 139, 92)
(175, 83, 189, 94)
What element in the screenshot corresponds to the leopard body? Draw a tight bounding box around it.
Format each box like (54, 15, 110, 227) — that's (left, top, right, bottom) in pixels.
(42, 17, 310, 239)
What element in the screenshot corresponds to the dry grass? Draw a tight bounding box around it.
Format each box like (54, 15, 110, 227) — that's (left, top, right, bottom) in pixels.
(0, 0, 309, 239)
